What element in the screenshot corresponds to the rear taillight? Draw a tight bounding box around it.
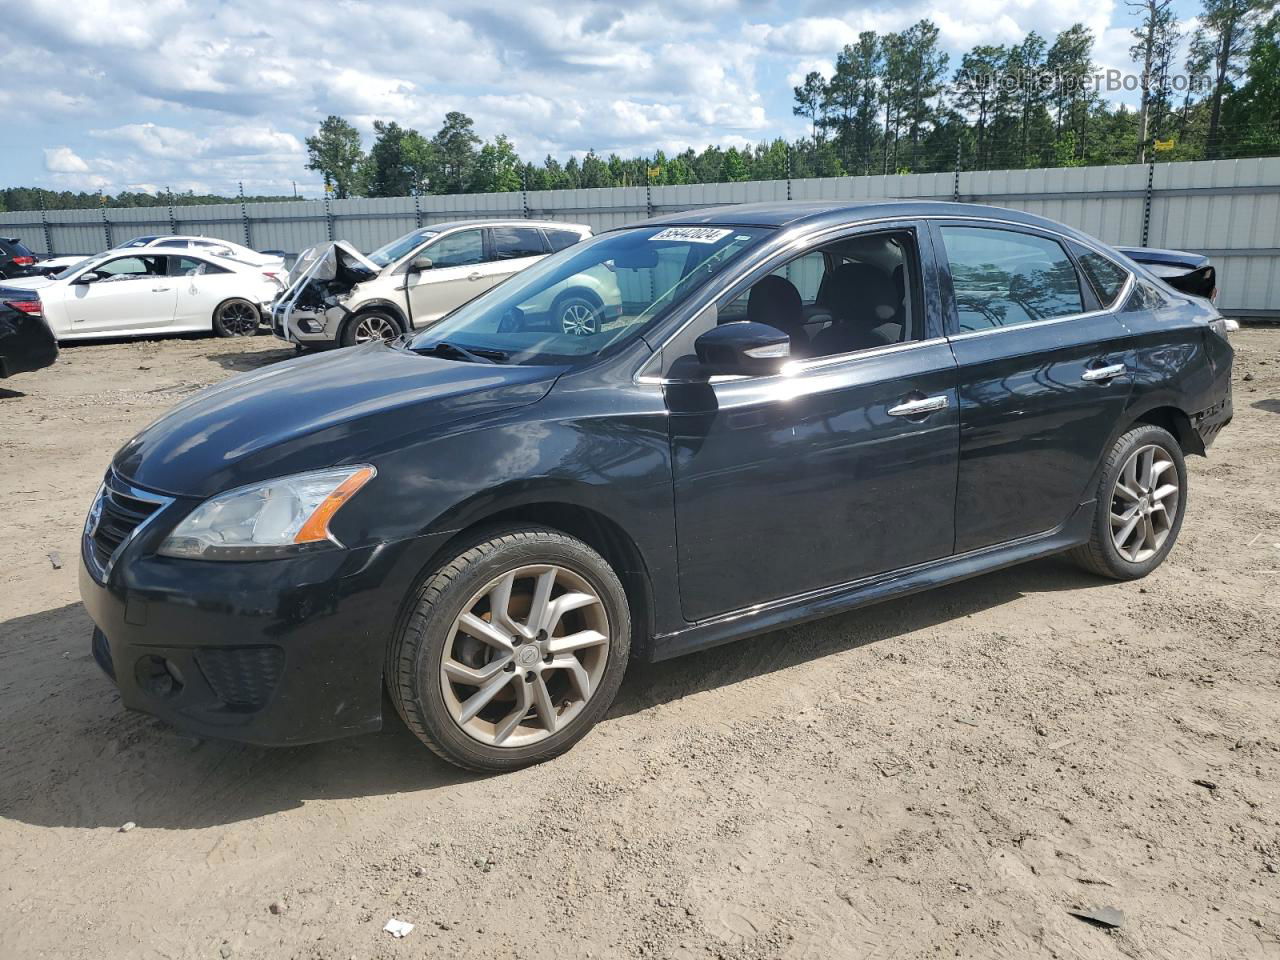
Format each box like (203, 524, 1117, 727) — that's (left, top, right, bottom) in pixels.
(11, 256, 36, 266)
(4, 299, 42, 316)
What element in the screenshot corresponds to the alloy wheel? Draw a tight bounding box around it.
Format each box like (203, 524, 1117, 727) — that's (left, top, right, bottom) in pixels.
(1109, 443, 1180, 563)
(560, 301, 599, 337)
(440, 564, 611, 747)
(353, 314, 398, 343)
(219, 301, 259, 336)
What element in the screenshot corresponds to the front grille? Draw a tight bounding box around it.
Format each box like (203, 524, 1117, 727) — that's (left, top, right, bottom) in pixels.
(89, 486, 163, 572)
(196, 646, 285, 710)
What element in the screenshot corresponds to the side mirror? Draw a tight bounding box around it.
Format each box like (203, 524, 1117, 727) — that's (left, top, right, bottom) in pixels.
(409, 256, 433, 273)
(74, 271, 103, 285)
(694, 321, 791, 376)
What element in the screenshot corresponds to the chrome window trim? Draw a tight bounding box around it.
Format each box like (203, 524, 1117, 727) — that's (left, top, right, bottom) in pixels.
(632, 212, 1136, 386)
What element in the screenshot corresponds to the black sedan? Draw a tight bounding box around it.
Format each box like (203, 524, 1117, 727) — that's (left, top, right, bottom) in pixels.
(79, 201, 1233, 771)
(0, 287, 57, 379)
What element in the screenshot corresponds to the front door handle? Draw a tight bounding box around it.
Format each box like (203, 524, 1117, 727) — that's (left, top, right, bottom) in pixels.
(1082, 362, 1126, 382)
(467, 272, 483, 281)
(888, 395, 949, 417)
(151, 287, 172, 293)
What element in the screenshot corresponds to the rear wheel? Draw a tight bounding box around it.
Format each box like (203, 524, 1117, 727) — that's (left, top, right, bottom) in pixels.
(212, 299, 260, 338)
(387, 527, 630, 771)
(553, 291, 603, 337)
(341, 309, 402, 347)
(1070, 424, 1187, 580)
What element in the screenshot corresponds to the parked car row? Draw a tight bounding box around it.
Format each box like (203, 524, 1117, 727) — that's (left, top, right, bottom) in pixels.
(78, 199, 1235, 771)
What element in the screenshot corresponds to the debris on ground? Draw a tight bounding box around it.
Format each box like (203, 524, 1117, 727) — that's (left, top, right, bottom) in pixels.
(48, 551, 62, 570)
(118, 822, 135, 833)
(383, 918, 414, 938)
(1068, 906, 1125, 929)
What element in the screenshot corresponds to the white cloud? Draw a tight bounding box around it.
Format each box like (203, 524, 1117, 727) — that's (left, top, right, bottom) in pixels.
(5, 0, 1158, 195)
(44, 146, 89, 173)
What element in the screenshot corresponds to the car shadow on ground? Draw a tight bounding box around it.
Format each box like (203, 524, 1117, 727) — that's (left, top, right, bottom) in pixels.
(0, 387, 26, 400)
(210, 343, 298, 373)
(1251, 398, 1280, 414)
(0, 555, 1105, 832)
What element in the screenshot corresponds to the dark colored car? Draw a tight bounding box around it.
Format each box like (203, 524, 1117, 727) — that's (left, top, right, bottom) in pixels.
(0, 286, 57, 378)
(79, 201, 1234, 771)
(0, 237, 39, 279)
(1116, 246, 1217, 301)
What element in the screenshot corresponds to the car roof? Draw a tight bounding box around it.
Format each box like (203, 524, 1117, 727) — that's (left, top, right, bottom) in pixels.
(419, 219, 590, 234)
(626, 199, 1095, 238)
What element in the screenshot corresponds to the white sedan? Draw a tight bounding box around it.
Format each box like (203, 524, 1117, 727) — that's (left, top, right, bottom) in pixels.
(2, 250, 282, 341)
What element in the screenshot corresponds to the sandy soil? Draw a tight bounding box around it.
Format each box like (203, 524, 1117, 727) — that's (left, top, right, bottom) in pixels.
(1, 329, 1277, 960)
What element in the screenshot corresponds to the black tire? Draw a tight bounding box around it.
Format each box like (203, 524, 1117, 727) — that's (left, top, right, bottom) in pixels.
(1069, 424, 1187, 580)
(387, 526, 631, 772)
(340, 309, 403, 347)
(212, 299, 261, 338)
(552, 290, 604, 337)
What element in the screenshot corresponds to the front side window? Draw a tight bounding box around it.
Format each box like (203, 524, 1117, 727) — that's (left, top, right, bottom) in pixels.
(367, 228, 438, 268)
(94, 256, 164, 279)
(491, 226, 547, 260)
(940, 226, 1084, 332)
(407, 225, 771, 366)
(1071, 243, 1129, 307)
(424, 230, 484, 268)
(718, 230, 919, 361)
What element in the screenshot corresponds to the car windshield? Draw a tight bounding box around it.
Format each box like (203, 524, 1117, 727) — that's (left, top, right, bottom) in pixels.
(405, 225, 772, 366)
(367, 228, 438, 268)
(52, 255, 103, 281)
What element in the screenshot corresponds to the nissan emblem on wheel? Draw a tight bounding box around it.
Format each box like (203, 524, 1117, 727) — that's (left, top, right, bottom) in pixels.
(79, 200, 1233, 772)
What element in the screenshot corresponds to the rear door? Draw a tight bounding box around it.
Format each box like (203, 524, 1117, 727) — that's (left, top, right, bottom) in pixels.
(63, 255, 177, 333)
(664, 221, 959, 622)
(406, 228, 488, 325)
(933, 220, 1135, 552)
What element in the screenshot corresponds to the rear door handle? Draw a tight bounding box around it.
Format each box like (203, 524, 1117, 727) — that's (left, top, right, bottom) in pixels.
(1082, 362, 1126, 382)
(888, 395, 949, 417)
(151, 287, 172, 293)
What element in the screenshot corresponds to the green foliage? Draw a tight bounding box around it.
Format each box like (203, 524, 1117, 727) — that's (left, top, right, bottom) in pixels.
(305, 115, 365, 199)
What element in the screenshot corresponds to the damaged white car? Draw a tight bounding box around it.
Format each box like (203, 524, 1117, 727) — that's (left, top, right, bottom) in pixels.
(270, 220, 621, 347)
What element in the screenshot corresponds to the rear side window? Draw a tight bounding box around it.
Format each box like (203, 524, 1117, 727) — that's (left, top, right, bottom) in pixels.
(544, 228, 584, 252)
(490, 226, 548, 260)
(157, 239, 189, 248)
(1071, 244, 1129, 307)
(940, 226, 1084, 332)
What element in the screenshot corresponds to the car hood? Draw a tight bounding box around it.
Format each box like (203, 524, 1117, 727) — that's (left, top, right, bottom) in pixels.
(113, 343, 562, 498)
(0, 275, 56, 291)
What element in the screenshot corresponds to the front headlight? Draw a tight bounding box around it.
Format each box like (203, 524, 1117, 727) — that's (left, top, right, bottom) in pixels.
(157, 466, 375, 561)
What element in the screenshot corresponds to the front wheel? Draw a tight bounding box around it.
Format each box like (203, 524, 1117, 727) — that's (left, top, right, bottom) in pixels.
(387, 527, 631, 771)
(212, 299, 261, 338)
(1069, 424, 1187, 580)
(340, 310, 402, 347)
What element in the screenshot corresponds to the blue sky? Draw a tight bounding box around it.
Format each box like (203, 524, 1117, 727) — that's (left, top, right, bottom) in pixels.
(3, 0, 1204, 197)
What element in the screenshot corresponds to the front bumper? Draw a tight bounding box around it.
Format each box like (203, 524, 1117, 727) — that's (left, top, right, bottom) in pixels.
(269, 300, 342, 345)
(79, 477, 448, 745)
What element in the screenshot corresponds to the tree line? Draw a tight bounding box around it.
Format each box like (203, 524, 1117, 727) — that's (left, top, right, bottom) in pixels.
(0, 187, 300, 214)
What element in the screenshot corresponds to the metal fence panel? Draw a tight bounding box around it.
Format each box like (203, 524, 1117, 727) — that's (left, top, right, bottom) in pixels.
(1, 157, 1275, 314)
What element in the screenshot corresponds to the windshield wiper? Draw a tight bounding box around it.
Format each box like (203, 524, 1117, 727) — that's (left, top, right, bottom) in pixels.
(412, 340, 507, 364)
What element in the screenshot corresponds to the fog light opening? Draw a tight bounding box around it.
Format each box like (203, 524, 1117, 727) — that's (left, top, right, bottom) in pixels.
(134, 655, 184, 699)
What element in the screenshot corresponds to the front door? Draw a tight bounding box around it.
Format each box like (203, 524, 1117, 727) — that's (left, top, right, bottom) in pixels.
(63, 255, 177, 333)
(407, 228, 491, 326)
(666, 223, 960, 622)
(932, 221, 1135, 552)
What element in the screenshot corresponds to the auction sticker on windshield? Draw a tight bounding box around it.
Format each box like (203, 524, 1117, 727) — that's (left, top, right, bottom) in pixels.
(649, 227, 733, 243)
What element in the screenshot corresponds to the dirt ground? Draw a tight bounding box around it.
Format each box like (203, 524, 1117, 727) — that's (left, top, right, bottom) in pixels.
(1, 328, 1277, 960)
